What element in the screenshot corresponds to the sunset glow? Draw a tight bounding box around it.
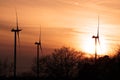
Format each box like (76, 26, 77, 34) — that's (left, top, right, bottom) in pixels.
(82, 36, 107, 55)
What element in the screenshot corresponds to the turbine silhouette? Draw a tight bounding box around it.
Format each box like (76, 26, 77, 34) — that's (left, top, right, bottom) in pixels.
(92, 16, 100, 64)
(35, 26, 42, 79)
(11, 9, 22, 79)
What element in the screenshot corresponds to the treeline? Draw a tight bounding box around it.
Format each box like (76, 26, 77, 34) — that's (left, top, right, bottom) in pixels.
(1, 47, 120, 80)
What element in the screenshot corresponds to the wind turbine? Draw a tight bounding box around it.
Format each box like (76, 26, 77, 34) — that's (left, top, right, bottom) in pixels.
(35, 26, 42, 79)
(11, 9, 22, 79)
(92, 16, 100, 64)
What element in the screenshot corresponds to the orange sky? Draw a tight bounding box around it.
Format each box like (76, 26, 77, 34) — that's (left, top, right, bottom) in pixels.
(1, 0, 120, 73)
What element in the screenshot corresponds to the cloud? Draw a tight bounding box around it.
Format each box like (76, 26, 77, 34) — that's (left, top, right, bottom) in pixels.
(97, 0, 120, 10)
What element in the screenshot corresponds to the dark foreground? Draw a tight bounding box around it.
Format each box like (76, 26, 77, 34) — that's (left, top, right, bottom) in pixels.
(1, 47, 120, 80)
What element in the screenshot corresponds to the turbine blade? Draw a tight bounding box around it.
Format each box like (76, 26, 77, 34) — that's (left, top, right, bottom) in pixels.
(98, 37, 100, 46)
(40, 44, 42, 53)
(39, 26, 42, 53)
(17, 32, 20, 48)
(97, 16, 102, 51)
(39, 26, 41, 43)
(98, 37, 102, 51)
(15, 8, 19, 30)
(97, 16, 99, 37)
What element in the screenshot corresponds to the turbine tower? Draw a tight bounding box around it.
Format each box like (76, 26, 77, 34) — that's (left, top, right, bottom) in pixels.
(11, 9, 22, 79)
(35, 26, 42, 79)
(92, 16, 100, 64)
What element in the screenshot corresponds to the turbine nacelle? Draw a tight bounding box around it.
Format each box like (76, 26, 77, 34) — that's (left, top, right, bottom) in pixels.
(35, 42, 41, 45)
(92, 35, 99, 38)
(11, 28, 22, 32)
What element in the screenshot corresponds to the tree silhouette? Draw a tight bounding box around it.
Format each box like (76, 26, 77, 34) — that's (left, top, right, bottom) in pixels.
(32, 47, 84, 80)
(32, 46, 120, 80)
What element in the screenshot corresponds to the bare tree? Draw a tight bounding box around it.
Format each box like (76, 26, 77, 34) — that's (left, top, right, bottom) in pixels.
(32, 47, 84, 80)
